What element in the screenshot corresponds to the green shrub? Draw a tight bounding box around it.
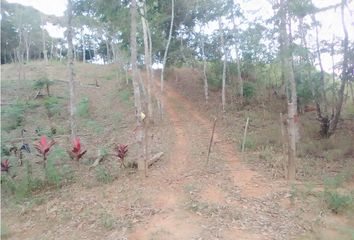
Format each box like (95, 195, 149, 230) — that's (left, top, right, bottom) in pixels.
(207, 61, 222, 90)
(243, 82, 255, 100)
(241, 138, 255, 150)
(45, 147, 69, 187)
(100, 213, 116, 230)
(1, 102, 25, 131)
(323, 190, 353, 214)
(118, 89, 132, 105)
(32, 77, 54, 96)
(76, 97, 90, 117)
(44, 96, 61, 117)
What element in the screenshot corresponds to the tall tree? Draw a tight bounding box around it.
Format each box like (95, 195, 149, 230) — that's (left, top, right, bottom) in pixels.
(279, 0, 298, 181)
(218, 17, 227, 112)
(130, 0, 145, 171)
(140, 1, 153, 122)
(67, 0, 77, 139)
(328, 0, 350, 136)
(160, 0, 175, 93)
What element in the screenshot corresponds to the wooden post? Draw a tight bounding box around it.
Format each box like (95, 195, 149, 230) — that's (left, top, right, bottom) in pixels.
(206, 117, 217, 165)
(241, 117, 250, 152)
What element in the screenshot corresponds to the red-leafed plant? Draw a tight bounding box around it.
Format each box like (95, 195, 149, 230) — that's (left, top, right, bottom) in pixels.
(34, 135, 56, 168)
(115, 144, 128, 167)
(69, 138, 87, 161)
(1, 159, 11, 172)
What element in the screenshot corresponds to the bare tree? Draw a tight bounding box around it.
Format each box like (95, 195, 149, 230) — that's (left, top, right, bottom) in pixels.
(280, 0, 298, 181)
(130, 0, 145, 171)
(200, 24, 209, 104)
(41, 14, 48, 65)
(328, 0, 350, 135)
(218, 17, 227, 112)
(160, 0, 174, 93)
(140, 1, 153, 122)
(67, 0, 77, 139)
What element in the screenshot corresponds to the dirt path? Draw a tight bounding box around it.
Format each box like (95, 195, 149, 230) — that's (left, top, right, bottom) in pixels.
(128, 81, 305, 239)
(2, 70, 306, 240)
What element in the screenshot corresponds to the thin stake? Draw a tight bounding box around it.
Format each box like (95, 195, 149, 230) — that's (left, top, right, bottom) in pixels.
(206, 117, 217, 165)
(241, 117, 250, 152)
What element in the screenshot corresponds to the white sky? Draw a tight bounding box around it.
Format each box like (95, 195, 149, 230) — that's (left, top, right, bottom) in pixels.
(6, 0, 354, 71)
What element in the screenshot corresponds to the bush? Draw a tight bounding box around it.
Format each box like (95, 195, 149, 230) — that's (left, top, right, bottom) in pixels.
(45, 147, 71, 187)
(1, 102, 25, 131)
(44, 96, 61, 117)
(76, 97, 90, 117)
(207, 61, 222, 90)
(323, 190, 353, 214)
(243, 82, 255, 100)
(118, 89, 132, 105)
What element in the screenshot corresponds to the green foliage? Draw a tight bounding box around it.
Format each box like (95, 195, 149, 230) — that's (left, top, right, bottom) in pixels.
(44, 96, 61, 117)
(322, 190, 353, 214)
(243, 82, 255, 100)
(45, 147, 72, 187)
(1, 159, 43, 201)
(76, 97, 90, 117)
(1, 101, 25, 131)
(32, 77, 53, 91)
(99, 147, 108, 158)
(118, 89, 132, 105)
(241, 138, 255, 150)
(95, 165, 113, 184)
(100, 213, 116, 230)
(207, 61, 222, 90)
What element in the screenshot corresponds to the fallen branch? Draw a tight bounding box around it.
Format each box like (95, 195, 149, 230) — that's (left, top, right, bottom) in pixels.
(146, 152, 164, 167)
(90, 155, 105, 168)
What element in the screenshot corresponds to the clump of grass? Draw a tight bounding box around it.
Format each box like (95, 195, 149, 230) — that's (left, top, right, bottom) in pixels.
(95, 165, 113, 184)
(43, 96, 61, 117)
(76, 97, 90, 118)
(45, 147, 72, 187)
(1, 101, 25, 131)
(322, 190, 353, 214)
(100, 213, 116, 230)
(241, 138, 255, 150)
(118, 89, 132, 105)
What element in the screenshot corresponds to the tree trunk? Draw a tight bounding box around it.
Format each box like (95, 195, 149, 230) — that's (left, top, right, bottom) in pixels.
(280, 0, 297, 181)
(231, 12, 243, 105)
(160, 0, 174, 93)
(81, 28, 86, 63)
(312, 14, 327, 113)
(218, 17, 227, 112)
(67, 0, 77, 139)
(106, 38, 110, 63)
(328, 0, 349, 136)
(50, 38, 54, 60)
(41, 15, 48, 65)
(200, 25, 209, 104)
(130, 0, 145, 171)
(141, 4, 153, 122)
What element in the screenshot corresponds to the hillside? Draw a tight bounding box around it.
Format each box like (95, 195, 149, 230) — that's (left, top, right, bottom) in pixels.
(1, 61, 354, 239)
